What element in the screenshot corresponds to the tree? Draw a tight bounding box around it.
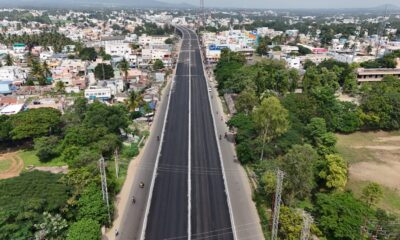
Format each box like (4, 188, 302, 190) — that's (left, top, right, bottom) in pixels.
(153, 59, 164, 70)
(10, 108, 62, 140)
(280, 144, 318, 204)
(361, 182, 383, 207)
(164, 38, 174, 44)
(297, 45, 312, 55)
(118, 57, 130, 81)
(314, 192, 373, 240)
(342, 72, 358, 94)
(5, 53, 13, 66)
(306, 117, 337, 155)
(78, 47, 97, 61)
(0, 171, 69, 239)
(94, 63, 114, 80)
(366, 45, 373, 55)
(34, 212, 68, 240)
(66, 219, 100, 240)
(77, 183, 109, 225)
(34, 136, 60, 162)
(318, 154, 348, 191)
(125, 91, 144, 112)
(235, 88, 258, 114)
(55, 81, 65, 93)
(253, 96, 289, 160)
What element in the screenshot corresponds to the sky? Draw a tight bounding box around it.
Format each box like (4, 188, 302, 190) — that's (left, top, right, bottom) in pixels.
(164, 0, 399, 9)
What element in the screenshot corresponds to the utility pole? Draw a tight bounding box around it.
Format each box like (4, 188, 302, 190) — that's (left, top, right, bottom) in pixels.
(271, 169, 284, 240)
(301, 211, 313, 240)
(114, 148, 119, 179)
(99, 156, 111, 224)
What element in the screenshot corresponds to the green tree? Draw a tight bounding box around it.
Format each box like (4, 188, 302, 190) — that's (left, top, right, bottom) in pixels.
(280, 144, 318, 204)
(125, 91, 144, 112)
(315, 192, 372, 240)
(94, 63, 114, 80)
(278, 206, 303, 240)
(235, 88, 258, 114)
(66, 219, 100, 240)
(153, 59, 164, 70)
(10, 108, 62, 140)
(79, 47, 97, 61)
(34, 212, 68, 240)
(77, 183, 109, 225)
(164, 38, 174, 44)
(5, 53, 13, 66)
(306, 117, 337, 155)
(253, 96, 289, 160)
(319, 154, 348, 191)
(55, 81, 65, 93)
(118, 57, 130, 81)
(361, 182, 383, 207)
(34, 136, 60, 162)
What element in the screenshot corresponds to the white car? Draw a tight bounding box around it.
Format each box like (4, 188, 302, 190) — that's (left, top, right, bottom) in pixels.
(208, 88, 212, 92)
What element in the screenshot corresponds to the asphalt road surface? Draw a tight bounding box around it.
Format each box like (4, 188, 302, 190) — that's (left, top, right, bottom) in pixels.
(142, 27, 234, 240)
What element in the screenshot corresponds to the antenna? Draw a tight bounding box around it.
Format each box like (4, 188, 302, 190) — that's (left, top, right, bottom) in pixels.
(271, 169, 284, 240)
(114, 148, 119, 179)
(99, 156, 111, 224)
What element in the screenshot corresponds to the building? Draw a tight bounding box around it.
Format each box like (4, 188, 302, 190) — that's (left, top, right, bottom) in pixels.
(356, 68, 400, 82)
(0, 103, 24, 115)
(0, 80, 13, 94)
(84, 87, 112, 100)
(138, 35, 169, 46)
(12, 43, 26, 53)
(0, 66, 27, 85)
(105, 41, 132, 57)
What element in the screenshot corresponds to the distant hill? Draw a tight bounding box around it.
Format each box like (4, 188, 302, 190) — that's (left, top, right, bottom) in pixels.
(0, 0, 194, 9)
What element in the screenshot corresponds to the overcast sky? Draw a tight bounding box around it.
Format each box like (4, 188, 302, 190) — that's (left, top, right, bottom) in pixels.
(164, 0, 399, 9)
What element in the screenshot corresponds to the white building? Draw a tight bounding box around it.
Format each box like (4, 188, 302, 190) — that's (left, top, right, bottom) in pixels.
(0, 66, 27, 85)
(105, 42, 132, 57)
(285, 57, 301, 69)
(138, 35, 169, 46)
(84, 87, 112, 100)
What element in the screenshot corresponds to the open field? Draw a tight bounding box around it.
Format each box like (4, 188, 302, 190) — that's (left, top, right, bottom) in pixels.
(0, 152, 24, 179)
(0, 150, 67, 180)
(337, 131, 400, 213)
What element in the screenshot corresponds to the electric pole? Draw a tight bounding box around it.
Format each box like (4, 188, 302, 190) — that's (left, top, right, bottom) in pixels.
(271, 169, 284, 240)
(99, 156, 111, 224)
(301, 211, 313, 240)
(114, 148, 119, 179)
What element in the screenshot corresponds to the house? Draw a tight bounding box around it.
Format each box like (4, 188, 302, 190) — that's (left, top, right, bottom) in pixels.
(0, 81, 13, 95)
(356, 68, 400, 83)
(12, 43, 26, 53)
(0, 66, 27, 85)
(84, 87, 112, 100)
(0, 103, 24, 115)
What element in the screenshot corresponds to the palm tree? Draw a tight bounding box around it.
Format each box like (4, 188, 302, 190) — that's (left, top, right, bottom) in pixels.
(125, 91, 143, 112)
(42, 61, 51, 78)
(119, 57, 130, 90)
(55, 81, 65, 93)
(119, 58, 130, 80)
(5, 54, 13, 66)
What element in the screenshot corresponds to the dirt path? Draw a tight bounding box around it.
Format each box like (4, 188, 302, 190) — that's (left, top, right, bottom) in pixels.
(0, 153, 24, 179)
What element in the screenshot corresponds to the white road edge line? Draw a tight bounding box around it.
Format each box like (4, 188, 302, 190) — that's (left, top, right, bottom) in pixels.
(192, 27, 238, 240)
(139, 26, 183, 240)
(187, 27, 192, 240)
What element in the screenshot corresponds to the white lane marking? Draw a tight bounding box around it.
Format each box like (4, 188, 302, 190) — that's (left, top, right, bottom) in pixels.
(139, 27, 183, 240)
(187, 26, 192, 240)
(190, 27, 238, 240)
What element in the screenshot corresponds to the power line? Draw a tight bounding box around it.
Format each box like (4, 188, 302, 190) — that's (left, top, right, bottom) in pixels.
(99, 156, 111, 224)
(271, 169, 284, 240)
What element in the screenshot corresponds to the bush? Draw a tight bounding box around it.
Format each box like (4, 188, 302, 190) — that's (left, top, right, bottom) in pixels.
(122, 143, 139, 159)
(34, 136, 60, 162)
(67, 219, 100, 240)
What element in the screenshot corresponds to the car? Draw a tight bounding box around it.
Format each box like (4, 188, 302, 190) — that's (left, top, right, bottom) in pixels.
(208, 88, 212, 92)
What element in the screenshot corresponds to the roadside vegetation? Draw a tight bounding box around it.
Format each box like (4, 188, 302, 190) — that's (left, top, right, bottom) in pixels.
(0, 97, 146, 239)
(215, 49, 400, 239)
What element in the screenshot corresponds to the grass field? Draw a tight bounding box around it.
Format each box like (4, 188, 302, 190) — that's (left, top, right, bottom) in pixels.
(0, 159, 12, 171)
(17, 150, 66, 168)
(337, 131, 400, 214)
